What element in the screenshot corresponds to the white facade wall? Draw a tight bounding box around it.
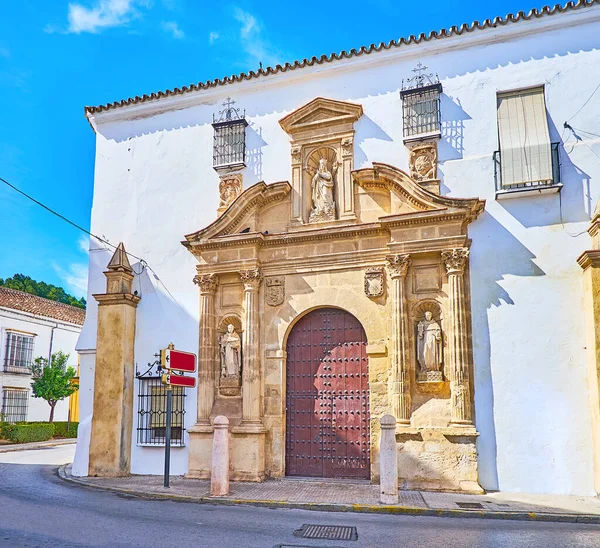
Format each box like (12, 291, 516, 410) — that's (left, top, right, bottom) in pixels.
(79, 7, 600, 494)
(0, 308, 81, 422)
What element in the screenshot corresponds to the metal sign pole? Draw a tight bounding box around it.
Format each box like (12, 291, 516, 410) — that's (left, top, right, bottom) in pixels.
(164, 383, 172, 488)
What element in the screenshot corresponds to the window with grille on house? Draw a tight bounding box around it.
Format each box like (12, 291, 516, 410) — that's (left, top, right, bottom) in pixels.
(400, 83, 442, 142)
(212, 97, 248, 170)
(494, 86, 560, 195)
(1, 389, 29, 423)
(3, 331, 34, 374)
(137, 377, 186, 446)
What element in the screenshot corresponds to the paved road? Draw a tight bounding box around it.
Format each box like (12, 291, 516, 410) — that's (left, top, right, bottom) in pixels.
(0, 445, 599, 548)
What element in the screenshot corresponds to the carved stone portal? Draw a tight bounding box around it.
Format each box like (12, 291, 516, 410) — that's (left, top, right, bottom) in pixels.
(217, 172, 243, 216)
(364, 267, 385, 298)
(409, 142, 438, 182)
(265, 276, 284, 306)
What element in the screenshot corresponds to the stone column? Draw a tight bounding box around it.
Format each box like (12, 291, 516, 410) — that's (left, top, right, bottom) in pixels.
(379, 414, 399, 504)
(193, 273, 219, 425)
(89, 243, 140, 477)
(240, 268, 262, 424)
(386, 254, 412, 425)
(441, 248, 473, 426)
(211, 416, 230, 496)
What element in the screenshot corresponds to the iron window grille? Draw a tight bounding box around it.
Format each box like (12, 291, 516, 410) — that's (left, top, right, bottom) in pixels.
(493, 142, 560, 192)
(1, 389, 28, 423)
(400, 63, 442, 142)
(212, 97, 248, 170)
(136, 377, 186, 446)
(3, 332, 34, 374)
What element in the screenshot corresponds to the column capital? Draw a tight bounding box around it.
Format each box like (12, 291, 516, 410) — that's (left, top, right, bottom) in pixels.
(240, 268, 262, 291)
(442, 248, 469, 276)
(386, 254, 411, 279)
(193, 273, 219, 294)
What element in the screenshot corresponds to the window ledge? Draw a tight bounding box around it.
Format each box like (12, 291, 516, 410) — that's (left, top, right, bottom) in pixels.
(496, 182, 562, 200)
(403, 131, 441, 144)
(214, 161, 246, 173)
(136, 443, 186, 448)
(3, 367, 32, 375)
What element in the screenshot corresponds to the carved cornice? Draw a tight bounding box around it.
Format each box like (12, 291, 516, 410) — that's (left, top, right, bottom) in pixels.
(387, 254, 411, 278)
(441, 248, 469, 275)
(279, 97, 363, 135)
(577, 249, 600, 270)
(193, 273, 219, 294)
(240, 268, 262, 291)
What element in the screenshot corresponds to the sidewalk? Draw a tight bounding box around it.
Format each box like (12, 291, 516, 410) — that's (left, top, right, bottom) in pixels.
(0, 438, 76, 453)
(59, 465, 600, 524)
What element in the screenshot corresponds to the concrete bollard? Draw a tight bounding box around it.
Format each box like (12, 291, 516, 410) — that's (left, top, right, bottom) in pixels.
(211, 415, 230, 496)
(379, 414, 398, 505)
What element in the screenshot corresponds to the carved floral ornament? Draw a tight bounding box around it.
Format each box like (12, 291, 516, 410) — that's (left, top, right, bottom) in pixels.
(441, 248, 469, 275)
(240, 268, 262, 290)
(193, 273, 219, 293)
(386, 254, 411, 278)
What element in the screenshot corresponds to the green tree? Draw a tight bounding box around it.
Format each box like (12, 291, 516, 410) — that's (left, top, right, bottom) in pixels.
(0, 274, 86, 309)
(30, 351, 78, 423)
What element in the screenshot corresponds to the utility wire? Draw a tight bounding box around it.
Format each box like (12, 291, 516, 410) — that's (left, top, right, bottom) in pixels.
(567, 82, 600, 123)
(1, 175, 183, 308)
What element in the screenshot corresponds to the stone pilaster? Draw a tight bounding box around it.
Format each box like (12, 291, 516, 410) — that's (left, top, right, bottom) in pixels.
(240, 268, 262, 424)
(386, 254, 411, 425)
(441, 248, 473, 426)
(89, 243, 140, 477)
(193, 273, 219, 424)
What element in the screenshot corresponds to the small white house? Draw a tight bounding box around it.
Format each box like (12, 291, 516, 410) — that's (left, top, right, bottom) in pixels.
(77, 1, 600, 495)
(0, 287, 84, 423)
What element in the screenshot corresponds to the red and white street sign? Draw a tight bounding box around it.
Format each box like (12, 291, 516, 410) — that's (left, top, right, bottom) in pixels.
(161, 347, 197, 373)
(161, 372, 196, 388)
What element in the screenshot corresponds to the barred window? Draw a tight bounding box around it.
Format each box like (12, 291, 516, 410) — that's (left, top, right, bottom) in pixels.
(213, 120, 247, 169)
(4, 332, 34, 374)
(137, 378, 186, 446)
(401, 83, 442, 141)
(1, 389, 29, 423)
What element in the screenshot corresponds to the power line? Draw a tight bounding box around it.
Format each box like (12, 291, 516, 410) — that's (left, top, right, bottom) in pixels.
(1, 175, 183, 308)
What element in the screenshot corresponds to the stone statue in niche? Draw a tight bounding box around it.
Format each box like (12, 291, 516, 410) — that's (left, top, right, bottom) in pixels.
(417, 311, 443, 381)
(309, 158, 337, 223)
(220, 324, 241, 378)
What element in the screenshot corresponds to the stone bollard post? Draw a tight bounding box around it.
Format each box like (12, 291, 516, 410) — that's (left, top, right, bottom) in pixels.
(379, 414, 399, 504)
(211, 416, 230, 496)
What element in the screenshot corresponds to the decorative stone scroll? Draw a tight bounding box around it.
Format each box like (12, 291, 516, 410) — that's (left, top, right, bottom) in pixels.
(409, 141, 438, 182)
(364, 267, 385, 298)
(265, 276, 284, 306)
(217, 173, 243, 216)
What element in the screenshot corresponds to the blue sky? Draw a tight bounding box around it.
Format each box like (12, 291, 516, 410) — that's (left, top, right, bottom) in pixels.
(0, 0, 548, 299)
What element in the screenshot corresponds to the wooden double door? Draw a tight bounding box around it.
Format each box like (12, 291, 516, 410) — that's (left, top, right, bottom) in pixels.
(285, 308, 370, 479)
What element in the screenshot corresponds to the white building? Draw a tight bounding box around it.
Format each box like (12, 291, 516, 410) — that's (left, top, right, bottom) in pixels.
(76, 1, 600, 495)
(0, 287, 84, 423)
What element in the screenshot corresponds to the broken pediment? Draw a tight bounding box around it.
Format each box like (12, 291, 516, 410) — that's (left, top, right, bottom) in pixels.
(279, 97, 363, 136)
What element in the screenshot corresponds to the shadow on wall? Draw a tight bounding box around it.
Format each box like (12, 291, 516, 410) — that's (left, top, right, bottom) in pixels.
(245, 123, 267, 186)
(440, 94, 471, 161)
(469, 211, 545, 491)
(354, 113, 393, 168)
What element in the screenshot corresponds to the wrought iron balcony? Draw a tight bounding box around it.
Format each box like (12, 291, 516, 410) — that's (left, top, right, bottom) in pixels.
(493, 142, 561, 198)
(212, 97, 248, 171)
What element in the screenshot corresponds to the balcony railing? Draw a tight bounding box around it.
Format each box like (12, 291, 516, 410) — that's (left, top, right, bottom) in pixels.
(493, 142, 561, 196)
(3, 363, 32, 375)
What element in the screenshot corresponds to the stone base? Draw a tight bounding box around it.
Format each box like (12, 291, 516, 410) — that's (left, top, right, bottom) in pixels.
(186, 423, 213, 479)
(219, 375, 241, 396)
(418, 370, 443, 382)
(396, 427, 482, 493)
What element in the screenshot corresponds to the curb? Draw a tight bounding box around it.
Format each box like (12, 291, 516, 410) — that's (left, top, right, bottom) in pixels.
(0, 439, 77, 454)
(57, 465, 600, 525)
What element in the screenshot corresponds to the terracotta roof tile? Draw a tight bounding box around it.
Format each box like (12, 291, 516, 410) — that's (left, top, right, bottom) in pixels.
(85, 1, 597, 116)
(0, 287, 85, 326)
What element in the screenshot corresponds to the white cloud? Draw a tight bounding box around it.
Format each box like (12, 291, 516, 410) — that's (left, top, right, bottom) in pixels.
(209, 31, 219, 44)
(233, 8, 281, 68)
(61, 0, 148, 34)
(53, 262, 89, 299)
(77, 235, 90, 254)
(162, 20, 184, 39)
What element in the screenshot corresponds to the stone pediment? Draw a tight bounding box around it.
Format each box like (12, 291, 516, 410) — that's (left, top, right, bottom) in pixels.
(279, 97, 363, 135)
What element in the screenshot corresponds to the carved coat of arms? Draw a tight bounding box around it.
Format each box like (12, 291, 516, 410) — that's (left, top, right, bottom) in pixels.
(265, 276, 285, 306)
(364, 267, 385, 298)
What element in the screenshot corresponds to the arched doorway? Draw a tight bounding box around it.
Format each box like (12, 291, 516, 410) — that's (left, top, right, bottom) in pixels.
(285, 308, 370, 479)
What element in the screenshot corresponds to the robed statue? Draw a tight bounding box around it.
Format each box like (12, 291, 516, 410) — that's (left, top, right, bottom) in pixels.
(417, 311, 443, 379)
(309, 158, 337, 222)
(220, 324, 241, 378)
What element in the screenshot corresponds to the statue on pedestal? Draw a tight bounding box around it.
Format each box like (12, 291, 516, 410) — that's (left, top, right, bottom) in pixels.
(309, 158, 337, 223)
(417, 311, 443, 381)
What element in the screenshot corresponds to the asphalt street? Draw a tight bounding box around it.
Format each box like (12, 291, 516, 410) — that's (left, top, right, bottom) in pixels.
(0, 445, 598, 547)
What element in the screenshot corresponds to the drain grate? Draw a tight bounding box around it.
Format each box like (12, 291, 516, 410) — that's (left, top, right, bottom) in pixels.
(456, 502, 484, 510)
(294, 524, 358, 541)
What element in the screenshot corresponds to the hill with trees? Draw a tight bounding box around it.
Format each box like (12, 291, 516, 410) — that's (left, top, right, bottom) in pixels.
(0, 274, 86, 309)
